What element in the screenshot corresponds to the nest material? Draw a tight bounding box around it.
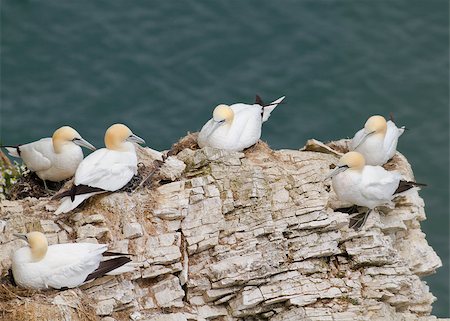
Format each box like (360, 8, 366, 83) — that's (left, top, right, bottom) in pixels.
(167, 132, 200, 157)
(8, 172, 66, 201)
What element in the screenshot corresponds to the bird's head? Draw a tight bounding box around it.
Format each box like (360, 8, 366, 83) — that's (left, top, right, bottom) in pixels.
(364, 115, 387, 135)
(14, 231, 48, 262)
(325, 151, 366, 179)
(52, 126, 96, 153)
(105, 124, 145, 151)
(213, 104, 234, 124)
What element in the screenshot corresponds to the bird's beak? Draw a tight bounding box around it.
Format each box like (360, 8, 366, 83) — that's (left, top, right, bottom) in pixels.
(353, 131, 375, 149)
(13, 233, 28, 242)
(127, 134, 146, 145)
(207, 120, 223, 138)
(74, 138, 96, 151)
(324, 165, 349, 180)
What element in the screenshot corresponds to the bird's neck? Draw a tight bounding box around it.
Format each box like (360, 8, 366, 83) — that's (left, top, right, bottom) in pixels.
(30, 245, 47, 262)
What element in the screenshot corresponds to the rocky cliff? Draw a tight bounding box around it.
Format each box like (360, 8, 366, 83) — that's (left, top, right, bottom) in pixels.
(0, 138, 442, 321)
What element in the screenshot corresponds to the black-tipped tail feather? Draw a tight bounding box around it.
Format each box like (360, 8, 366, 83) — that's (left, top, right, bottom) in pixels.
(52, 184, 105, 201)
(395, 181, 427, 195)
(84, 256, 131, 283)
(1, 145, 21, 157)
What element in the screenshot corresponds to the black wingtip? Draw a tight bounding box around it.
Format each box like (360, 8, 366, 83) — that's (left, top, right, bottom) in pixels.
(84, 256, 132, 283)
(52, 184, 105, 201)
(1, 145, 21, 156)
(395, 180, 427, 194)
(255, 95, 265, 106)
(389, 112, 395, 122)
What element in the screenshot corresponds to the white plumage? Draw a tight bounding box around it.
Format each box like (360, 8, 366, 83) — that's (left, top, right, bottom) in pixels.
(3, 126, 95, 184)
(12, 232, 132, 290)
(198, 96, 285, 151)
(350, 116, 404, 165)
(54, 124, 145, 215)
(332, 162, 402, 209)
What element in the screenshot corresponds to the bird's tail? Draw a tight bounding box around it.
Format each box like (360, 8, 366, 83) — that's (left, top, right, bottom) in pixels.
(54, 193, 96, 215)
(1, 145, 21, 157)
(258, 95, 286, 122)
(84, 256, 133, 282)
(395, 181, 427, 195)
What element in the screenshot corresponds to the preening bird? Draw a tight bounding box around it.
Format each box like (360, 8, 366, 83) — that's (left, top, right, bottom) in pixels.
(326, 151, 424, 229)
(12, 231, 132, 290)
(197, 95, 285, 152)
(53, 124, 145, 214)
(349, 115, 404, 165)
(2, 126, 96, 190)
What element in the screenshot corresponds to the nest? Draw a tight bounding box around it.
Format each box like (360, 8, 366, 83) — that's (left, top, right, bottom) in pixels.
(167, 132, 200, 157)
(8, 172, 66, 201)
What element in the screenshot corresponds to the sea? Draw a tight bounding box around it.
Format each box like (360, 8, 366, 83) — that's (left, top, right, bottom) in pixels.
(1, 0, 448, 316)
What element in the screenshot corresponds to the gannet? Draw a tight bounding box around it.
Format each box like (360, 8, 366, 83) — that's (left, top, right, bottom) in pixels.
(197, 95, 285, 151)
(12, 231, 132, 290)
(2, 126, 96, 189)
(349, 115, 405, 165)
(326, 151, 424, 229)
(53, 124, 145, 214)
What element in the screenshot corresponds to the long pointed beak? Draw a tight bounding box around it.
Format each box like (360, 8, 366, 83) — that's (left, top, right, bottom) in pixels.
(127, 134, 145, 145)
(207, 121, 223, 139)
(13, 233, 28, 242)
(324, 165, 349, 180)
(74, 138, 96, 151)
(353, 131, 375, 149)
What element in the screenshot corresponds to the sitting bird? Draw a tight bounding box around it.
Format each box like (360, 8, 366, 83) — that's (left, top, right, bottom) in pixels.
(52, 123, 145, 214)
(197, 95, 285, 152)
(2, 126, 96, 190)
(349, 115, 405, 165)
(12, 231, 132, 290)
(326, 151, 424, 229)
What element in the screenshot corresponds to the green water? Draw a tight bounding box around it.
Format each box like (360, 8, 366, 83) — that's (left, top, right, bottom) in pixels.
(1, 0, 448, 316)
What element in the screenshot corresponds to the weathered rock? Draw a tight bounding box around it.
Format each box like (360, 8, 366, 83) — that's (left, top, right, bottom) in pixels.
(123, 222, 144, 239)
(0, 140, 443, 320)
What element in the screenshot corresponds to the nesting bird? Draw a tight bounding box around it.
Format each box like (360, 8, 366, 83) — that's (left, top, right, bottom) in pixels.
(12, 231, 132, 290)
(349, 115, 405, 165)
(197, 95, 285, 152)
(326, 151, 424, 229)
(2, 126, 96, 190)
(53, 124, 145, 214)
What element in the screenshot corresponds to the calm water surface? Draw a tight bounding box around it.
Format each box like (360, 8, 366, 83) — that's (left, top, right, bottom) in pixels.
(1, 0, 448, 316)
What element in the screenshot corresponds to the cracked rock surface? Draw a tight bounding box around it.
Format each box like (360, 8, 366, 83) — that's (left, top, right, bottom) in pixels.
(0, 139, 442, 321)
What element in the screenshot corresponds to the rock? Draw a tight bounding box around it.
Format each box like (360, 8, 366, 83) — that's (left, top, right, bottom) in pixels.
(159, 156, 186, 181)
(96, 298, 116, 316)
(123, 222, 143, 239)
(148, 313, 188, 321)
(76, 224, 110, 240)
(40, 220, 60, 233)
(151, 275, 185, 308)
(0, 138, 443, 321)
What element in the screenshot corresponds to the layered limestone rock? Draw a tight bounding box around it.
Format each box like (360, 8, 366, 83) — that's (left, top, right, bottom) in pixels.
(0, 139, 442, 321)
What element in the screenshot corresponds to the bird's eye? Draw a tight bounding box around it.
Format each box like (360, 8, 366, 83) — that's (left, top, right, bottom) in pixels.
(72, 138, 80, 142)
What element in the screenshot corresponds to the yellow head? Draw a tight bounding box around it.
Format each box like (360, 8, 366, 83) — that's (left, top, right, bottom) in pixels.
(212, 104, 234, 124)
(52, 126, 96, 153)
(15, 231, 48, 262)
(52, 126, 80, 153)
(104, 123, 145, 151)
(339, 151, 366, 170)
(325, 151, 365, 179)
(364, 115, 387, 135)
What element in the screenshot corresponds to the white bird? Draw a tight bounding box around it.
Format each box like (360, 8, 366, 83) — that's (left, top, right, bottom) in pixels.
(12, 231, 132, 290)
(53, 123, 145, 214)
(326, 151, 424, 229)
(197, 95, 285, 152)
(2, 126, 96, 190)
(349, 115, 405, 165)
